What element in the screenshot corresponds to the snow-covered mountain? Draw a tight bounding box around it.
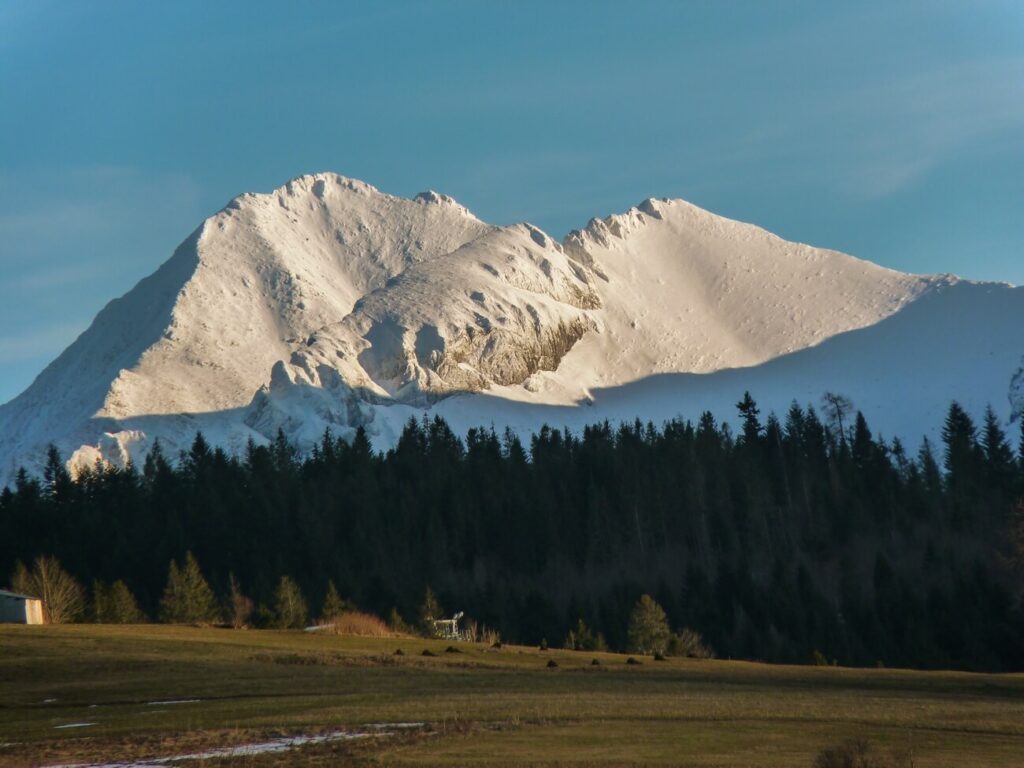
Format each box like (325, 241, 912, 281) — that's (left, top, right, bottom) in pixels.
(2, 172, 1021, 481)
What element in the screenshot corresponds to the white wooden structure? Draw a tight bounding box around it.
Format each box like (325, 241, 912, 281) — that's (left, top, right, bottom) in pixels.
(431, 610, 468, 641)
(0, 589, 44, 624)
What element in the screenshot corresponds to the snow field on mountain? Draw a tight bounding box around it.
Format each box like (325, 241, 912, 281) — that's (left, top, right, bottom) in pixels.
(0, 173, 1020, 482)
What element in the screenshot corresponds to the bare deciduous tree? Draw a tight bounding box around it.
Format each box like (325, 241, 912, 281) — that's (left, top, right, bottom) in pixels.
(11, 556, 85, 624)
(227, 572, 254, 629)
(273, 575, 307, 629)
(821, 392, 854, 445)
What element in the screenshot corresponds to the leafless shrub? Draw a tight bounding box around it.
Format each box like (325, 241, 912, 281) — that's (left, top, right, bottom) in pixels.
(481, 626, 501, 646)
(666, 628, 715, 659)
(12, 556, 85, 624)
(228, 573, 254, 629)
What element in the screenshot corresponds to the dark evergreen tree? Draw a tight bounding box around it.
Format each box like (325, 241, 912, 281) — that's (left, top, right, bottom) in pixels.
(736, 391, 762, 445)
(321, 580, 352, 621)
(93, 579, 145, 623)
(42, 445, 72, 501)
(981, 406, 1016, 497)
(159, 552, 219, 625)
(2, 398, 1023, 670)
(943, 402, 981, 479)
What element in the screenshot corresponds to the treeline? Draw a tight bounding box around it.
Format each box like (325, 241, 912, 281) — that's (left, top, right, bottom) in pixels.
(2, 394, 1023, 670)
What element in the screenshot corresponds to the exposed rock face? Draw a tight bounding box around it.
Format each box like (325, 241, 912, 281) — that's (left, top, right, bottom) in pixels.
(272, 222, 602, 407)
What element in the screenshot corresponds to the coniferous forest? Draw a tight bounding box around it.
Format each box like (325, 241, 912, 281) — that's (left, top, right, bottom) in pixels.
(3, 394, 1024, 671)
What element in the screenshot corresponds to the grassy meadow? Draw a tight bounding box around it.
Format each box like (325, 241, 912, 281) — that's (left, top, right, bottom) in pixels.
(1, 624, 1023, 767)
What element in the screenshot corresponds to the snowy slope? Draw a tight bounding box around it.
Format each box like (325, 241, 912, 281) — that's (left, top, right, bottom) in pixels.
(419, 279, 1024, 450)
(0, 174, 491, 475)
(534, 197, 938, 403)
(1, 173, 1021, 481)
(97, 174, 491, 420)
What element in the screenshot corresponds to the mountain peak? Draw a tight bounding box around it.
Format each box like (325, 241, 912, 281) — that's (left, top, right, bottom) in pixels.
(413, 189, 477, 219)
(414, 189, 455, 206)
(1, 172, 1021, 484)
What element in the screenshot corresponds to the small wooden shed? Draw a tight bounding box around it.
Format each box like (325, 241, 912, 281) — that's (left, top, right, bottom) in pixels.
(0, 589, 45, 624)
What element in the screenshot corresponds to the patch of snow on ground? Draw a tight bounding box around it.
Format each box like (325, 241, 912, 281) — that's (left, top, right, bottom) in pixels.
(44, 725, 425, 768)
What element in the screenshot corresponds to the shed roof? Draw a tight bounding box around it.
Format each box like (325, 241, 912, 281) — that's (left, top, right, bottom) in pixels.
(0, 589, 39, 600)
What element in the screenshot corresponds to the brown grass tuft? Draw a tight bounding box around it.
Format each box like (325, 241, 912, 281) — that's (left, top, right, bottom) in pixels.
(316, 611, 399, 638)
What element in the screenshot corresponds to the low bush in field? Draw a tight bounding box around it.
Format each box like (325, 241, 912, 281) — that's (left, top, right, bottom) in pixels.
(814, 737, 913, 768)
(317, 611, 398, 637)
(666, 628, 715, 659)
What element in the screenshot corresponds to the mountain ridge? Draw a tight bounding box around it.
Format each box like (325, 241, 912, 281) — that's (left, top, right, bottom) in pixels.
(1, 172, 1020, 482)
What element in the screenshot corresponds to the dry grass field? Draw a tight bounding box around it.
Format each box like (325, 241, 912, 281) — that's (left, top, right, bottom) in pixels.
(1, 624, 1023, 767)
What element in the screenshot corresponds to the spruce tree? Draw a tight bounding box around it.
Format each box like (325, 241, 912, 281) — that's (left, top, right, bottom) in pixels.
(95, 580, 145, 623)
(852, 412, 874, 468)
(419, 586, 443, 636)
(42, 445, 72, 500)
(388, 607, 415, 635)
(320, 580, 350, 621)
(736, 392, 762, 444)
(108, 580, 145, 623)
(159, 552, 219, 624)
(918, 437, 942, 495)
(981, 406, 1016, 493)
(143, 439, 171, 484)
(1018, 418, 1024, 496)
(942, 402, 980, 478)
(1011, 502, 1024, 571)
(182, 552, 219, 624)
(159, 561, 183, 623)
(4, 399, 1024, 670)
(1019, 418, 1024, 468)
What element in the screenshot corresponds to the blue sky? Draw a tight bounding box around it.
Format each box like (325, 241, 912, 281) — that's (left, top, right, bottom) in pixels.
(1, 1, 1022, 404)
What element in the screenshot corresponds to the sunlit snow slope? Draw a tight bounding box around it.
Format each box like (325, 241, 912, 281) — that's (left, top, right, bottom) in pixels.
(1, 173, 1020, 481)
